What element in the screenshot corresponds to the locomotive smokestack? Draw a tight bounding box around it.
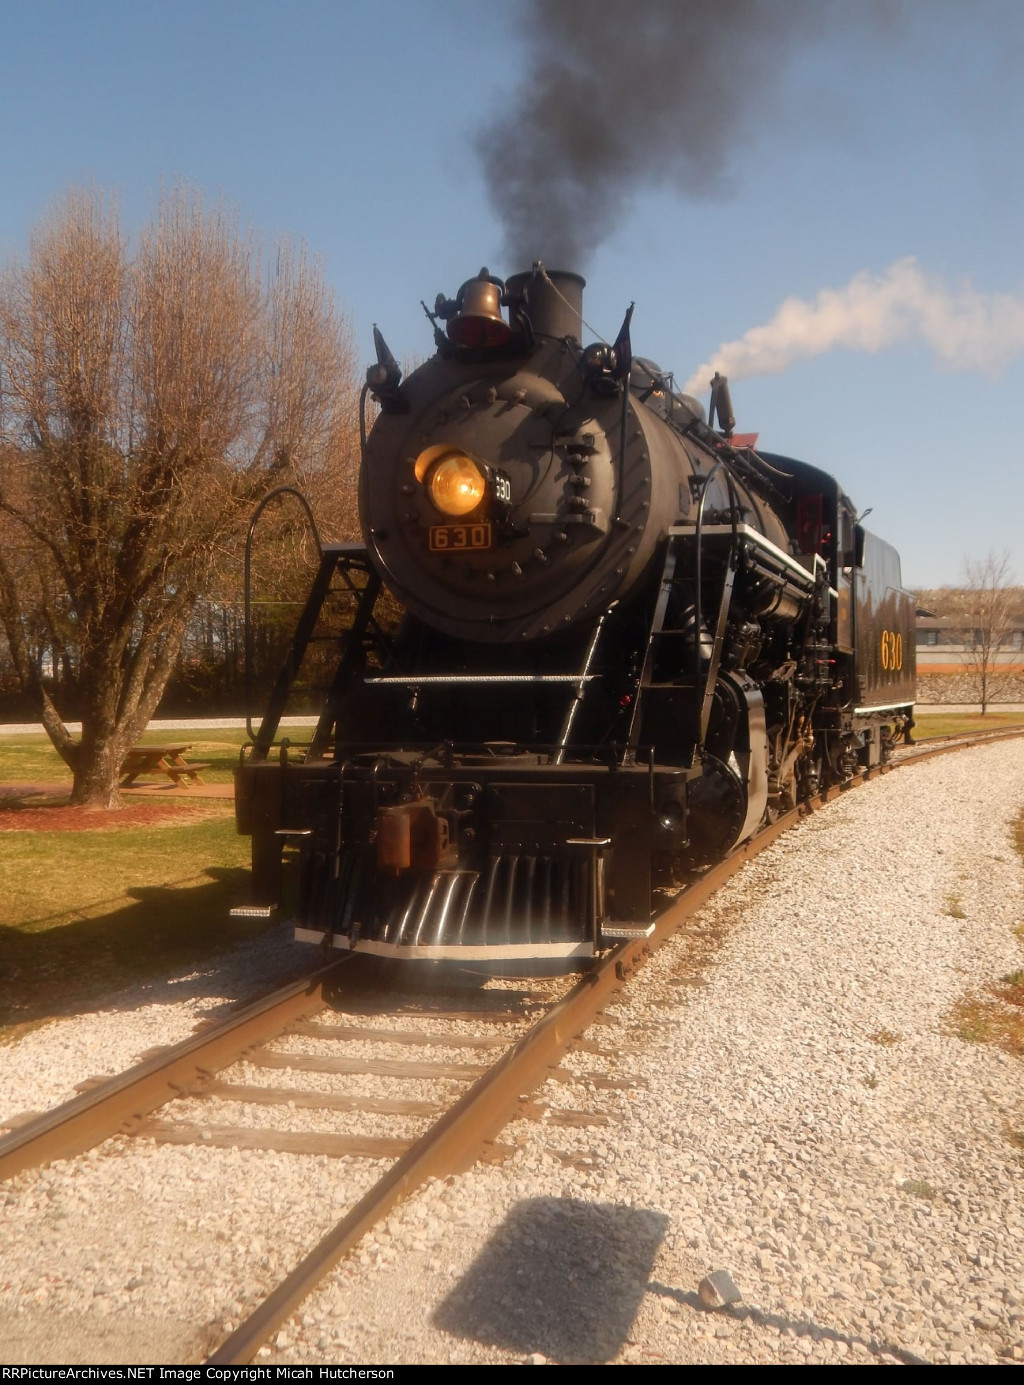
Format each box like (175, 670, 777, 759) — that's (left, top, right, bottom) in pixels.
(506, 267, 585, 341)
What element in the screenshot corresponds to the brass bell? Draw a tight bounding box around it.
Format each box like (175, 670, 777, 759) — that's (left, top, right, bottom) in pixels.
(447, 270, 511, 349)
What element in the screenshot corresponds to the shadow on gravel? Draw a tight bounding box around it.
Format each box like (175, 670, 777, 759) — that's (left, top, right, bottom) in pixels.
(433, 1197, 668, 1363)
(649, 1282, 930, 1365)
(0, 870, 306, 1032)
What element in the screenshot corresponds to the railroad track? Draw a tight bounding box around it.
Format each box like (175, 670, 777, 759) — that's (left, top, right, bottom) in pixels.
(2, 725, 1020, 1363)
(899, 723, 1024, 757)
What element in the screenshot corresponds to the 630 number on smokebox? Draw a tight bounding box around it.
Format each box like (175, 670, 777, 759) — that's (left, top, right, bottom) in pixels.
(429, 523, 493, 552)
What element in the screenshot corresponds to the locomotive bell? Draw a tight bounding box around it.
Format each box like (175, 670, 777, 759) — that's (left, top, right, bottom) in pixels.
(447, 272, 511, 349)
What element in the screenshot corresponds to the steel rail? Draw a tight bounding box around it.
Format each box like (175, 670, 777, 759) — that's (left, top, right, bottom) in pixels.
(2, 728, 1019, 1359)
(899, 725, 1024, 756)
(0, 957, 352, 1182)
(5, 730, 1010, 1188)
(207, 766, 892, 1364)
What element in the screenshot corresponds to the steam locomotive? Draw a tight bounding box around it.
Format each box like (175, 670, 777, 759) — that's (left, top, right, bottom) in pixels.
(234, 266, 916, 968)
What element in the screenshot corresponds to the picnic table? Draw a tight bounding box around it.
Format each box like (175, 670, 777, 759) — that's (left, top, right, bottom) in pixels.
(119, 743, 211, 788)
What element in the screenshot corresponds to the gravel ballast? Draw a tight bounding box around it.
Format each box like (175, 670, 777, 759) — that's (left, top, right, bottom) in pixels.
(2, 740, 1023, 1365)
(1, 925, 315, 1126)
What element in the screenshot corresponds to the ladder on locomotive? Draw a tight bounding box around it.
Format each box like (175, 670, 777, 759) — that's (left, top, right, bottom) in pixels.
(250, 542, 612, 765)
(362, 605, 612, 764)
(625, 528, 737, 768)
(250, 544, 388, 762)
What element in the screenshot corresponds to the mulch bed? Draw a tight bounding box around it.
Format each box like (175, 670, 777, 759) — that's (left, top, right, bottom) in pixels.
(0, 784, 225, 831)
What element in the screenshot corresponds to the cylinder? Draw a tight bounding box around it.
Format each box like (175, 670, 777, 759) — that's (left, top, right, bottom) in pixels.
(506, 269, 585, 341)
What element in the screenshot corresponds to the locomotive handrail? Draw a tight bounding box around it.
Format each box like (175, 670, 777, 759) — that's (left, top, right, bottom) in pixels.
(677, 522, 816, 591)
(554, 605, 613, 765)
(693, 457, 742, 751)
(243, 486, 323, 745)
(364, 673, 601, 684)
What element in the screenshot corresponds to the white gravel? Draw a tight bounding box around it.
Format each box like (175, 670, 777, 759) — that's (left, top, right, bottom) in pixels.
(2, 740, 1023, 1366)
(0, 924, 314, 1126)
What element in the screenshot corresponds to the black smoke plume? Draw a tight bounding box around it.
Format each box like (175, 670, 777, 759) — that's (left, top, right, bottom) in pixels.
(476, 0, 838, 269)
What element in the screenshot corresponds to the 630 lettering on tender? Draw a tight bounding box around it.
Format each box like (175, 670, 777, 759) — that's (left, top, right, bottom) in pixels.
(880, 628, 904, 671)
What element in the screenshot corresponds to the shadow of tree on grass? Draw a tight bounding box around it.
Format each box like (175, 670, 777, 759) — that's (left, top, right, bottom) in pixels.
(0, 868, 307, 1031)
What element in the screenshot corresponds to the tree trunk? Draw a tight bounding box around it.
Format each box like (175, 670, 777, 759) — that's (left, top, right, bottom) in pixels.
(69, 737, 125, 808)
(68, 673, 125, 806)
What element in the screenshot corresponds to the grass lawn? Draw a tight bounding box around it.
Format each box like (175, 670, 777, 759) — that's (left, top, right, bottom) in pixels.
(0, 810, 278, 1033)
(912, 711, 1024, 739)
(0, 725, 296, 1033)
(3, 812, 249, 933)
(0, 724, 253, 785)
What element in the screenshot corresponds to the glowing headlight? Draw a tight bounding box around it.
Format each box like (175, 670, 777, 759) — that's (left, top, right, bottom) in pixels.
(422, 451, 487, 516)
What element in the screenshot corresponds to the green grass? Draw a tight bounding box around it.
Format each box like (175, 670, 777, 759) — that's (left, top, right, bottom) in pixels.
(948, 987, 1024, 1056)
(912, 711, 1024, 739)
(0, 724, 255, 785)
(0, 724, 314, 1035)
(0, 809, 282, 1036)
(944, 892, 967, 920)
(901, 1179, 937, 1201)
(2, 813, 248, 931)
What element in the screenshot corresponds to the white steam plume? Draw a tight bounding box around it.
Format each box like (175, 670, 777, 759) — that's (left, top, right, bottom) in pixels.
(683, 257, 1024, 396)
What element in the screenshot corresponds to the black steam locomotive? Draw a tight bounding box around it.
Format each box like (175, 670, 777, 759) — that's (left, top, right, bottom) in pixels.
(234, 266, 916, 968)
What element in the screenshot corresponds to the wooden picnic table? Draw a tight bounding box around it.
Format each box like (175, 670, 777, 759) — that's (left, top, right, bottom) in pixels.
(119, 743, 211, 788)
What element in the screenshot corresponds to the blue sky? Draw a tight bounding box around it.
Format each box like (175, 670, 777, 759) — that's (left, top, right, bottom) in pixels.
(1, 0, 1022, 587)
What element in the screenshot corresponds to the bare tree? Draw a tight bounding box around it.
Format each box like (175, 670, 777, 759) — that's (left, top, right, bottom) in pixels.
(950, 551, 1017, 714)
(0, 187, 356, 805)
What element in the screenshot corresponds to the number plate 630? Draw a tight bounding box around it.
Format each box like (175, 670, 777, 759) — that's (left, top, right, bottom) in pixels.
(429, 523, 493, 552)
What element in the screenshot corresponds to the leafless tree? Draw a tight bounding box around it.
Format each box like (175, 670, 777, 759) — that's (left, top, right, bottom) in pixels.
(950, 551, 1017, 714)
(0, 187, 357, 805)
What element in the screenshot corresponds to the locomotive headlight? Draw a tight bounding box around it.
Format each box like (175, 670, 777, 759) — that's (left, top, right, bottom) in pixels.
(431, 454, 486, 515)
(415, 447, 487, 516)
